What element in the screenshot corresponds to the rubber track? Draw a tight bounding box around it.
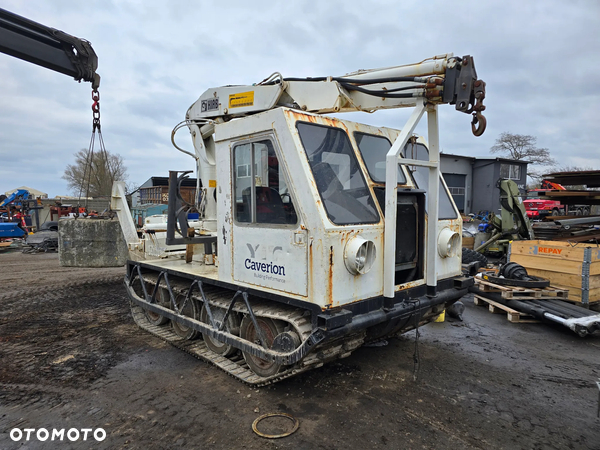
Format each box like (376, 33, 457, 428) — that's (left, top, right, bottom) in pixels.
(131, 279, 365, 386)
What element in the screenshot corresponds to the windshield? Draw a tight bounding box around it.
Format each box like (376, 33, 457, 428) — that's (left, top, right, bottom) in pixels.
(296, 122, 380, 225)
(354, 132, 407, 184)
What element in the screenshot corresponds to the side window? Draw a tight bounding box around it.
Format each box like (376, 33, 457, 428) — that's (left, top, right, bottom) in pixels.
(402, 142, 458, 220)
(233, 139, 297, 225)
(354, 132, 407, 184)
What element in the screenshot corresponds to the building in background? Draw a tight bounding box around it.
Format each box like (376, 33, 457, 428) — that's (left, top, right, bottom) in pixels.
(130, 176, 198, 227)
(131, 176, 197, 207)
(440, 154, 528, 215)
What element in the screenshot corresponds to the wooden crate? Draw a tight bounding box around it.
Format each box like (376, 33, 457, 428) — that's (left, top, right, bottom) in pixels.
(463, 236, 475, 249)
(508, 240, 600, 307)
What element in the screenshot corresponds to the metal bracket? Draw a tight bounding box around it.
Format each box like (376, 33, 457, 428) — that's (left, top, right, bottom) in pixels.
(582, 247, 591, 306)
(166, 170, 217, 254)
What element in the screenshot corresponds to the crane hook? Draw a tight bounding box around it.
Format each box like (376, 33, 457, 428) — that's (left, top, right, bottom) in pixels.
(470, 79, 486, 137)
(471, 111, 486, 137)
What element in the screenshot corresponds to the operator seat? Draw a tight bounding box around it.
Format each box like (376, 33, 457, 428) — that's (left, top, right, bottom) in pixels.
(241, 187, 287, 224)
(255, 187, 287, 224)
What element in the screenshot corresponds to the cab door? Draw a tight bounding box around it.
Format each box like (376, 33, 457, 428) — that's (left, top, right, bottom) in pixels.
(231, 136, 308, 296)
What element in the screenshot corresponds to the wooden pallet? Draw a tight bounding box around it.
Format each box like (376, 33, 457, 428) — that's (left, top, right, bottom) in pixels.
(473, 295, 540, 323)
(474, 277, 569, 299)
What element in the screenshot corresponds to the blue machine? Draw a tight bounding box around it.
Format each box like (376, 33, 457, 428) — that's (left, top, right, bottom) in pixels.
(0, 189, 31, 208)
(0, 222, 26, 238)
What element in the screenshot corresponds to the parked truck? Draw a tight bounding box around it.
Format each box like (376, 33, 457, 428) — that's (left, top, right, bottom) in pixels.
(524, 180, 590, 219)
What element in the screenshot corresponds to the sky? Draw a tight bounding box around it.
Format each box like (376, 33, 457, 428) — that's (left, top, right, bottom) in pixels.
(1, 0, 599, 197)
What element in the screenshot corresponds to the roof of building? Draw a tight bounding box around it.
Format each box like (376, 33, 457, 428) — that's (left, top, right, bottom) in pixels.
(4, 186, 48, 198)
(139, 176, 198, 188)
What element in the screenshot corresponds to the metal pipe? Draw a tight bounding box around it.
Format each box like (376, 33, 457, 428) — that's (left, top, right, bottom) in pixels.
(426, 104, 440, 296)
(530, 299, 590, 319)
(531, 301, 581, 319)
(554, 216, 600, 227)
(547, 299, 598, 317)
(328, 287, 468, 338)
(474, 231, 502, 253)
(383, 102, 426, 298)
(341, 56, 451, 80)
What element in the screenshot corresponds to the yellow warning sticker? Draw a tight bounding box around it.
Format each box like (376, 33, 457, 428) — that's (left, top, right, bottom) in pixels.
(229, 91, 254, 108)
(209, 180, 217, 188)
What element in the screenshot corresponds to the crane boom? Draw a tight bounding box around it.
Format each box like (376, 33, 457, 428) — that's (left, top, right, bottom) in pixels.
(0, 7, 100, 88)
(186, 54, 486, 136)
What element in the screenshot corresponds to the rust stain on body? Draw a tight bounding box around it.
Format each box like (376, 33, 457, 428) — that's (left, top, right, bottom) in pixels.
(308, 238, 314, 298)
(327, 246, 334, 308)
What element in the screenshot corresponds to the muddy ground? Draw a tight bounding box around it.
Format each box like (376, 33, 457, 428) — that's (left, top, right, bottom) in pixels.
(0, 250, 599, 449)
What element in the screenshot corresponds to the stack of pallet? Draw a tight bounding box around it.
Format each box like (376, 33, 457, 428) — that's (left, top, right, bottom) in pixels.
(473, 277, 568, 323)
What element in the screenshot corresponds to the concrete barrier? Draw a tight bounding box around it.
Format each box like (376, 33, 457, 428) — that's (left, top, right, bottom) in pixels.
(59, 218, 128, 267)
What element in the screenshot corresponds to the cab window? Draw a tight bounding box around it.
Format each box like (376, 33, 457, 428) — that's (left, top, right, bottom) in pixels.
(297, 122, 379, 225)
(354, 132, 407, 184)
(233, 139, 297, 225)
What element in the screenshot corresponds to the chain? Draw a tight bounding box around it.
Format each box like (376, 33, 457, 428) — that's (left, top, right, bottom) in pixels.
(76, 88, 106, 214)
(92, 88, 101, 132)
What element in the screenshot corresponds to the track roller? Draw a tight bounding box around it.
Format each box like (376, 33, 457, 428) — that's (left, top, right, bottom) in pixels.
(171, 296, 201, 340)
(200, 303, 241, 357)
(240, 316, 286, 378)
(145, 286, 170, 326)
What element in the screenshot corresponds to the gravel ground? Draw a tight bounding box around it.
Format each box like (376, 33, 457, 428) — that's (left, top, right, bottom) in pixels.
(0, 250, 599, 449)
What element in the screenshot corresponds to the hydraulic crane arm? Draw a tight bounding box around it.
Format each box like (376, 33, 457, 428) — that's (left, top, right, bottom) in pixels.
(187, 53, 486, 136)
(0, 7, 100, 88)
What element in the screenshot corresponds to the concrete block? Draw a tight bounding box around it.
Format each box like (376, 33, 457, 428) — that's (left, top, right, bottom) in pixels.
(59, 218, 128, 267)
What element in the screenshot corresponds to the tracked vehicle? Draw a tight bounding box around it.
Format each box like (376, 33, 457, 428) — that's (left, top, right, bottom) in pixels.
(112, 54, 486, 385)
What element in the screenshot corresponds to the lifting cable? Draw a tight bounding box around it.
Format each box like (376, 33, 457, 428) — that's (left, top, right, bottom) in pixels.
(77, 87, 111, 216)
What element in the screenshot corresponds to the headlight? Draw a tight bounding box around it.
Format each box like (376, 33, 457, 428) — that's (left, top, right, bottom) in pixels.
(437, 228, 460, 258)
(344, 236, 376, 275)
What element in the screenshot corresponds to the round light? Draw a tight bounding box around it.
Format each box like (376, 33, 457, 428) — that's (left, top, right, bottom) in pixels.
(344, 236, 376, 275)
(437, 228, 460, 258)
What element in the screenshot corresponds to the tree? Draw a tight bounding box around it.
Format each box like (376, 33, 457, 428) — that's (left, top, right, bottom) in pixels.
(551, 165, 594, 173)
(62, 148, 128, 197)
(490, 132, 556, 180)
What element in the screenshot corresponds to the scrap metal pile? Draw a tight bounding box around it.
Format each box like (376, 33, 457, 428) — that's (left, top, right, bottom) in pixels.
(532, 216, 600, 242)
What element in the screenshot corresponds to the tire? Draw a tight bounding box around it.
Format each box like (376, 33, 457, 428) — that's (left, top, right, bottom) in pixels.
(40, 221, 59, 232)
(551, 209, 560, 216)
(240, 316, 285, 378)
(462, 247, 488, 266)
